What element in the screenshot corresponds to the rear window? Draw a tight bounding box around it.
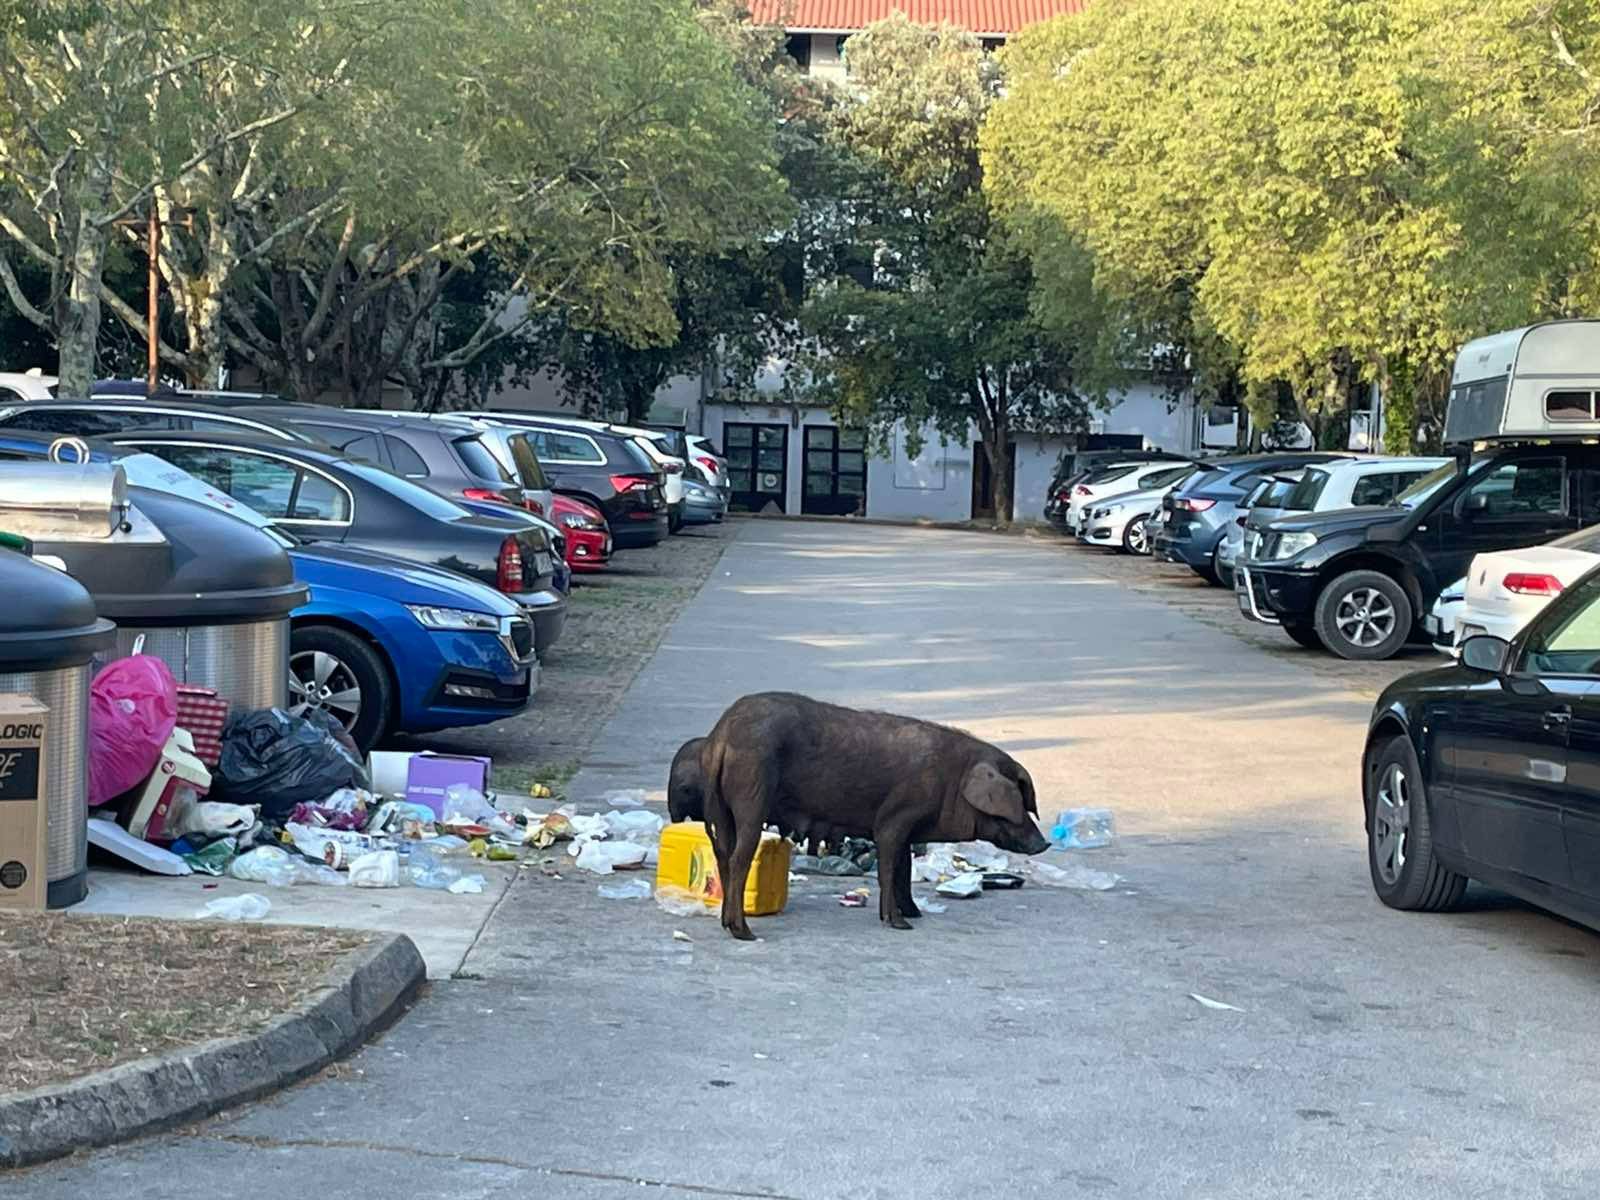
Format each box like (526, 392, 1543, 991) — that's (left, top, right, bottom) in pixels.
(1084, 465, 1136, 485)
(1141, 464, 1192, 489)
(529, 428, 606, 464)
(342, 459, 473, 521)
(1284, 469, 1330, 511)
(507, 433, 549, 490)
(454, 436, 514, 483)
(622, 439, 657, 473)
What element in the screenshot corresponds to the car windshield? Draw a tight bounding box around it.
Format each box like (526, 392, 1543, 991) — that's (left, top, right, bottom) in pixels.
(1391, 461, 1460, 508)
(342, 459, 475, 520)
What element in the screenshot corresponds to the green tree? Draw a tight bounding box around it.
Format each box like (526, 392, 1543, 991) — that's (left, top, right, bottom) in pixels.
(800, 16, 1085, 524)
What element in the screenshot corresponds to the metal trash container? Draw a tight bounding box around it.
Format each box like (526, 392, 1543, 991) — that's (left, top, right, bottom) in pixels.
(0, 459, 306, 711)
(0, 546, 116, 908)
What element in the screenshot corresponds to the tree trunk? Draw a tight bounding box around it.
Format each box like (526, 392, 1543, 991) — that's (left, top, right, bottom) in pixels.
(990, 410, 1013, 527)
(56, 211, 109, 396)
(184, 217, 239, 389)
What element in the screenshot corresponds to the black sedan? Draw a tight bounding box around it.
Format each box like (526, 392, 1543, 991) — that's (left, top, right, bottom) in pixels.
(108, 431, 568, 655)
(1364, 563, 1600, 929)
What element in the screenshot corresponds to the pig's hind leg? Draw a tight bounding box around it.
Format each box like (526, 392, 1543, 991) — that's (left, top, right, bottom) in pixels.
(894, 842, 921, 920)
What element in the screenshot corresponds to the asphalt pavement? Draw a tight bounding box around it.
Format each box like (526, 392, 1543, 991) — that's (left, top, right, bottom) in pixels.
(11, 521, 1600, 1199)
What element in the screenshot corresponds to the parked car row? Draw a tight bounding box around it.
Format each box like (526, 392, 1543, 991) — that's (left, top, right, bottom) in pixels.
(0, 388, 733, 754)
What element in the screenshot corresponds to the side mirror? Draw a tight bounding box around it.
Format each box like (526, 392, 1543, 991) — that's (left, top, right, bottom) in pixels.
(1462, 492, 1491, 518)
(1459, 634, 1510, 674)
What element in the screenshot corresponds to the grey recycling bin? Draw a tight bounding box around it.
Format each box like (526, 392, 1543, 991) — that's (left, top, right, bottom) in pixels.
(32, 484, 307, 711)
(0, 547, 116, 908)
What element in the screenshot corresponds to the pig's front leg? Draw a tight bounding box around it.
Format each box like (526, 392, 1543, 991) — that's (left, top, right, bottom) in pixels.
(895, 841, 921, 919)
(874, 817, 916, 931)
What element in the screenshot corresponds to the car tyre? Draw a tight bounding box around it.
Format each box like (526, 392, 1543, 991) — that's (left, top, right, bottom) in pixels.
(1122, 515, 1154, 556)
(1365, 736, 1468, 912)
(1281, 621, 1324, 650)
(289, 625, 392, 754)
(1192, 545, 1225, 586)
(1314, 569, 1413, 660)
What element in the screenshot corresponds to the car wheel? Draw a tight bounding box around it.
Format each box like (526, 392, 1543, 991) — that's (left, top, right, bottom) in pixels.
(1365, 736, 1468, 911)
(1314, 569, 1413, 660)
(1282, 621, 1324, 650)
(1191, 545, 1224, 586)
(1122, 516, 1154, 556)
(288, 625, 392, 754)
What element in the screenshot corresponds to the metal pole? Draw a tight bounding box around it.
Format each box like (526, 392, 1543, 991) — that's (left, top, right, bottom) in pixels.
(146, 206, 159, 394)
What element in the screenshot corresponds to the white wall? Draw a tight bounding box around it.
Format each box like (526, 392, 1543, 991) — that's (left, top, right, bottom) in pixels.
(866, 422, 973, 523)
(1013, 437, 1065, 523)
(1092, 382, 1199, 453)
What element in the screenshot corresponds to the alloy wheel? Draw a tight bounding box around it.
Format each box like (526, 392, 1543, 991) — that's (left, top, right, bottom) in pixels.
(1128, 518, 1151, 555)
(1372, 761, 1410, 886)
(288, 649, 363, 731)
(1335, 587, 1396, 648)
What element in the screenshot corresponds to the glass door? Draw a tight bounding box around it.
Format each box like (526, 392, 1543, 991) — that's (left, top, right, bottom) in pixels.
(723, 422, 788, 512)
(801, 425, 867, 516)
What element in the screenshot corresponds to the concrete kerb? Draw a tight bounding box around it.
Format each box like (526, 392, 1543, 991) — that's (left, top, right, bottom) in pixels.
(0, 931, 425, 1171)
(725, 510, 1058, 537)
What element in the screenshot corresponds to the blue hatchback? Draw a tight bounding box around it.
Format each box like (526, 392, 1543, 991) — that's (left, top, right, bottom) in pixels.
(0, 433, 537, 751)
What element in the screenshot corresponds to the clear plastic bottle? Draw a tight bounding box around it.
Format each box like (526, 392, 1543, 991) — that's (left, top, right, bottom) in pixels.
(1049, 808, 1115, 850)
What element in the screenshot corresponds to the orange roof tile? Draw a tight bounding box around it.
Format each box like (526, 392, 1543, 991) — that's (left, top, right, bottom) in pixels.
(747, 1, 1087, 36)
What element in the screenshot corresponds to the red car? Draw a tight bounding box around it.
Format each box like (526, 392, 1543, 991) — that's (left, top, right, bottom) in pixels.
(553, 493, 612, 572)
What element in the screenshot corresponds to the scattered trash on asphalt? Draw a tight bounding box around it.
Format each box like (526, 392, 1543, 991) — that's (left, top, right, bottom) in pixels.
(936, 872, 983, 899)
(175, 835, 236, 877)
(574, 839, 650, 874)
(837, 887, 870, 908)
(200, 893, 271, 921)
(602, 788, 648, 808)
(1029, 860, 1120, 891)
(913, 841, 1009, 882)
(656, 884, 715, 917)
(672, 930, 693, 942)
(407, 845, 463, 890)
(230, 845, 347, 887)
(982, 872, 1025, 890)
(1050, 808, 1115, 850)
(598, 878, 653, 900)
(792, 854, 863, 876)
(1189, 993, 1245, 1013)
(448, 874, 487, 895)
(913, 893, 948, 914)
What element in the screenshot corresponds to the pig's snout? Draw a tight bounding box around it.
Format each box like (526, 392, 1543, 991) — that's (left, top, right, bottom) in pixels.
(1016, 821, 1051, 856)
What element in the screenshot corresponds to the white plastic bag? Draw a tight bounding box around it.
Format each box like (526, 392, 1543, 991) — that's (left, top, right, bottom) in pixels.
(349, 849, 400, 888)
(230, 845, 348, 887)
(447, 873, 486, 895)
(171, 798, 257, 840)
(573, 840, 648, 875)
(200, 893, 271, 921)
(602, 809, 665, 842)
(598, 878, 652, 900)
(1029, 860, 1120, 891)
(935, 872, 984, 899)
(442, 784, 499, 823)
(601, 788, 647, 808)
(655, 884, 715, 917)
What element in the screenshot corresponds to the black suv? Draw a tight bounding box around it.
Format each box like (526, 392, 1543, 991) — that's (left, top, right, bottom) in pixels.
(1237, 443, 1600, 659)
(474, 415, 669, 548)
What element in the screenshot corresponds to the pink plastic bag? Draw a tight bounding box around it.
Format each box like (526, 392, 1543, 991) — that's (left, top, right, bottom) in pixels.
(88, 656, 178, 807)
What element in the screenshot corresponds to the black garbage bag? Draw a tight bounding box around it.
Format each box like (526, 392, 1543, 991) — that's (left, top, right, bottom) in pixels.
(213, 708, 369, 821)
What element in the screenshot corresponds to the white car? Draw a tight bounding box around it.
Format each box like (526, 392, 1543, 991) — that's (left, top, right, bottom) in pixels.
(1427, 577, 1468, 653)
(1080, 473, 1197, 554)
(1427, 525, 1600, 653)
(686, 433, 730, 493)
(1066, 460, 1193, 535)
(0, 370, 57, 402)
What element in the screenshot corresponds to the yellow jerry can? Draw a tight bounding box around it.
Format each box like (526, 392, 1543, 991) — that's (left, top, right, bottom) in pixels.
(655, 821, 792, 916)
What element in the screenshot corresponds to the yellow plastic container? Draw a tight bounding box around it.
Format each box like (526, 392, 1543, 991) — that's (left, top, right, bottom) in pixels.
(655, 821, 792, 916)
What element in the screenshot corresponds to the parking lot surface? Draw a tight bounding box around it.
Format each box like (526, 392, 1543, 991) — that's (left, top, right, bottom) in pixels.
(17, 521, 1600, 1200)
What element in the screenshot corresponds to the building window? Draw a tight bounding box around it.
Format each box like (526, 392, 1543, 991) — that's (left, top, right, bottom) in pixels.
(835, 34, 850, 61)
(785, 33, 811, 70)
(981, 37, 1004, 53)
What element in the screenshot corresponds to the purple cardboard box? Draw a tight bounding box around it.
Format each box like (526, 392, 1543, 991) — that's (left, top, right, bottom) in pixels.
(404, 753, 492, 818)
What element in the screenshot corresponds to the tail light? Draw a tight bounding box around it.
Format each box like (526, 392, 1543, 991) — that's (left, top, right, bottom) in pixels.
(1073, 485, 1092, 496)
(496, 537, 524, 593)
(1174, 498, 1216, 512)
(522, 497, 544, 516)
(696, 456, 719, 475)
(610, 474, 653, 494)
(463, 487, 510, 504)
(1503, 572, 1564, 596)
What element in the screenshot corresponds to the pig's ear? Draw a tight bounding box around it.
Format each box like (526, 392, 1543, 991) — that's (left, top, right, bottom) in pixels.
(962, 762, 1025, 824)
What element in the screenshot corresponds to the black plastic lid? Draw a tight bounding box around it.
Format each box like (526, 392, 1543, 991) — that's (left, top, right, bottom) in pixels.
(31, 487, 307, 625)
(0, 548, 116, 669)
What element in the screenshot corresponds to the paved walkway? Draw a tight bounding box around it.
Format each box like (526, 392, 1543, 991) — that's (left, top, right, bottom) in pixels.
(12, 522, 1600, 1199)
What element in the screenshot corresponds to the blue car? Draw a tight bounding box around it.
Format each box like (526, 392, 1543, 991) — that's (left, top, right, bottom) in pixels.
(0, 433, 537, 751)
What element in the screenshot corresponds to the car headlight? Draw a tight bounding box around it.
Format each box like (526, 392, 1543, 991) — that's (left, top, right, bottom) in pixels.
(407, 604, 502, 632)
(1091, 505, 1116, 519)
(1268, 531, 1318, 560)
(560, 512, 602, 530)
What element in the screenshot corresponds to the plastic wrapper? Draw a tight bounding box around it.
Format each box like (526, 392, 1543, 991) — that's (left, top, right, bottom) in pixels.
(229, 845, 348, 887)
(200, 893, 271, 921)
(598, 878, 652, 900)
(573, 840, 648, 875)
(349, 849, 400, 888)
(87, 655, 178, 807)
(655, 884, 715, 917)
(1028, 860, 1120, 891)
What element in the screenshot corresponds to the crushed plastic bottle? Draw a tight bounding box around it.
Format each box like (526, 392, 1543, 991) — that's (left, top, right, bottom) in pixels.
(601, 788, 648, 809)
(200, 893, 271, 921)
(408, 844, 463, 890)
(598, 878, 653, 900)
(1049, 808, 1115, 850)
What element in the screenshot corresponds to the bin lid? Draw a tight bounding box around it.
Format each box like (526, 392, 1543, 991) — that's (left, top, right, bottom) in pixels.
(30, 487, 307, 626)
(0, 547, 116, 670)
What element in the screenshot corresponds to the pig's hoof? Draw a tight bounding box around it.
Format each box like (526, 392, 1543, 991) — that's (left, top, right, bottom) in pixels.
(888, 915, 914, 931)
(902, 901, 922, 919)
(729, 924, 757, 942)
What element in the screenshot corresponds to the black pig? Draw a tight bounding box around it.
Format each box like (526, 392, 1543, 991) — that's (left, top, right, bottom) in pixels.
(667, 737, 708, 823)
(700, 692, 1050, 939)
